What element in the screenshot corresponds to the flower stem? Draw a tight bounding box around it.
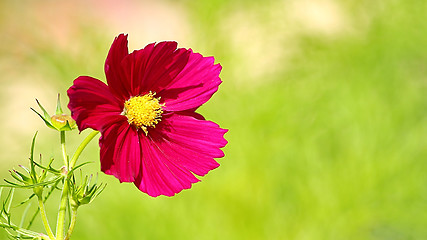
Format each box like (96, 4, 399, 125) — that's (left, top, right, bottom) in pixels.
(56, 179, 69, 240)
(56, 131, 69, 240)
(65, 208, 77, 240)
(38, 196, 55, 240)
(69, 131, 99, 169)
(60, 131, 68, 169)
(56, 130, 99, 240)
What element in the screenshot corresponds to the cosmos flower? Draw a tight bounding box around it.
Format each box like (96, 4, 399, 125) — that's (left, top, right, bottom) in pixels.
(67, 34, 227, 197)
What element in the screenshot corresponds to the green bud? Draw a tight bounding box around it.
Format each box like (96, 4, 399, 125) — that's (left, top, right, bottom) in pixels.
(31, 94, 77, 132)
(51, 114, 76, 130)
(70, 175, 106, 210)
(60, 166, 68, 177)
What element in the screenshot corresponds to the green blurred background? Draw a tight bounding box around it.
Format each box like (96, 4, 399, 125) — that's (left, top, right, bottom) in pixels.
(0, 0, 426, 239)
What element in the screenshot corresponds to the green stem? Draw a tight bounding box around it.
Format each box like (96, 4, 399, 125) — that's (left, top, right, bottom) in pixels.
(0, 221, 48, 239)
(60, 131, 68, 169)
(69, 131, 99, 169)
(56, 179, 69, 240)
(56, 130, 99, 240)
(38, 196, 55, 240)
(56, 131, 69, 240)
(65, 208, 77, 240)
(27, 181, 60, 229)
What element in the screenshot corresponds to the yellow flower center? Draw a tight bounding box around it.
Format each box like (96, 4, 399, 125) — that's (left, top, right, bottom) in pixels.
(124, 92, 164, 134)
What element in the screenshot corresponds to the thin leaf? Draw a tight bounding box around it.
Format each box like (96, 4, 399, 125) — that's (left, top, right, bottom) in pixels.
(0, 180, 24, 188)
(35, 99, 50, 121)
(4, 228, 15, 238)
(32, 157, 60, 175)
(10, 170, 31, 183)
(30, 108, 55, 130)
(6, 188, 14, 213)
(13, 194, 35, 208)
(2, 176, 62, 189)
(91, 183, 107, 202)
(26, 210, 37, 230)
(18, 166, 30, 175)
(69, 162, 93, 174)
(56, 94, 63, 115)
(8, 172, 24, 184)
(1, 188, 15, 226)
(29, 132, 38, 182)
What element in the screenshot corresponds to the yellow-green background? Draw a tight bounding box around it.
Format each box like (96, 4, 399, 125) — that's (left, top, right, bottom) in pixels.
(0, 0, 426, 239)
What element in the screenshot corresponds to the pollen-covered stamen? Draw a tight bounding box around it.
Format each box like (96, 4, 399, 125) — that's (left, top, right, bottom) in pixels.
(124, 92, 164, 134)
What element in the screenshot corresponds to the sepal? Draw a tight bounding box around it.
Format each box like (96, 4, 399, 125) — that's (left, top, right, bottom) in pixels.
(31, 94, 76, 132)
(69, 174, 106, 210)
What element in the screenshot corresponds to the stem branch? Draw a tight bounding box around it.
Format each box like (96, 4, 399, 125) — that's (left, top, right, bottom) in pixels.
(38, 196, 55, 240)
(56, 130, 99, 240)
(56, 179, 69, 240)
(69, 131, 99, 169)
(65, 208, 77, 240)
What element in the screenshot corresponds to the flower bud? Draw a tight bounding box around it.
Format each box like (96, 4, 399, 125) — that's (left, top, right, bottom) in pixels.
(70, 175, 106, 210)
(51, 114, 76, 130)
(60, 166, 68, 177)
(31, 95, 77, 131)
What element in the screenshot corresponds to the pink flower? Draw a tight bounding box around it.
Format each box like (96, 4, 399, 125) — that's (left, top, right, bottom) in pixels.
(67, 34, 227, 197)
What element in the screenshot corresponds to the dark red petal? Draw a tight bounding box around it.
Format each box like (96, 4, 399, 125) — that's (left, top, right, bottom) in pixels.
(105, 33, 131, 100)
(133, 113, 227, 197)
(99, 119, 141, 183)
(120, 41, 190, 96)
(67, 76, 123, 132)
(160, 50, 222, 111)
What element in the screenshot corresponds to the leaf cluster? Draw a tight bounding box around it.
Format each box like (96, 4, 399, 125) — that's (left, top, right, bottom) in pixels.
(0, 131, 104, 240)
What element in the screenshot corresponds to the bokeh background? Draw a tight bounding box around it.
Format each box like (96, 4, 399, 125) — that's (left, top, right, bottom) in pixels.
(0, 0, 426, 239)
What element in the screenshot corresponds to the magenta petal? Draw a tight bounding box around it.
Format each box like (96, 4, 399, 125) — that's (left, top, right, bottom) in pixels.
(99, 119, 141, 183)
(132, 113, 227, 197)
(160, 51, 222, 111)
(134, 132, 200, 197)
(158, 113, 228, 156)
(105, 33, 131, 100)
(67, 76, 123, 132)
(68, 34, 228, 198)
(100, 111, 226, 197)
(120, 41, 190, 96)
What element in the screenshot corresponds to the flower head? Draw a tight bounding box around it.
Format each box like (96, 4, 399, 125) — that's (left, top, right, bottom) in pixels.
(67, 34, 227, 197)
